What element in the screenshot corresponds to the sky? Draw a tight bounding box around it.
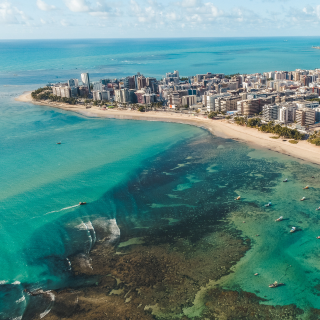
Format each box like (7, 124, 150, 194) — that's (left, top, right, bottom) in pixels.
(1, 0, 320, 39)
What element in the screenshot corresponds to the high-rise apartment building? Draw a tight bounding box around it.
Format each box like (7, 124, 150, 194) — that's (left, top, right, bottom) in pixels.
(137, 76, 147, 90)
(81, 73, 91, 93)
(68, 79, 79, 87)
(296, 108, 316, 127)
(263, 105, 279, 121)
(124, 76, 136, 90)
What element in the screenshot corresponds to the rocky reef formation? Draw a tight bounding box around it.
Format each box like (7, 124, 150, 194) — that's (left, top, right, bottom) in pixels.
(40, 229, 256, 319)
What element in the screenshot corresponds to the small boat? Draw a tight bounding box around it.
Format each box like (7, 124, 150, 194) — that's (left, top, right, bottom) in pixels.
(265, 202, 272, 207)
(79, 202, 87, 205)
(57, 142, 61, 145)
(290, 227, 296, 233)
(254, 273, 259, 276)
(317, 236, 320, 239)
(303, 186, 309, 190)
(301, 197, 306, 201)
(316, 207, 320, 211)
(275, 216, 283, 222)
(235, 196, 241, 200)
(283, 179, 288, 182)
(269, 281, 284, 288)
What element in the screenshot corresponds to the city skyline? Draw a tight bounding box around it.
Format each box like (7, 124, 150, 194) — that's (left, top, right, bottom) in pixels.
(2, 0, 320, 39)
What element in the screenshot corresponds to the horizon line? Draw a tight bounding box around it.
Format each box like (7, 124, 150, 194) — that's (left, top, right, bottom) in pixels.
(1, 35, 320, 41)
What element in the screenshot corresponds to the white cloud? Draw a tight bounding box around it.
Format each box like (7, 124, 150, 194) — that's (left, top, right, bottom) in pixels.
(179, 0, 201, 8)
(316, 5, 320, 19)
(0, 2, 30, 24)
(37, 0, 56, 11)
(64, 0, 90, 12)
(89, 0, 118, 19)
(130, 0, 164, 24)
(61, 19, 73, 26)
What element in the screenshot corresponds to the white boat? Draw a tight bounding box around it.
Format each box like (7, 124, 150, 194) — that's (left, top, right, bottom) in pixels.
(290, 227, 296, 233)
(275, 216, 283, 222)
(269, 281, 284, 288)
(301, 197, 306, 201)
(283, 179, 288, 182)
(316, 207, 320, 211)
(265, 202, 272, 207)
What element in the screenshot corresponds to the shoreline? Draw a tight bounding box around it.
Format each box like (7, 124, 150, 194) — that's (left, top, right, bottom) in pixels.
(16, 91, 320, 166)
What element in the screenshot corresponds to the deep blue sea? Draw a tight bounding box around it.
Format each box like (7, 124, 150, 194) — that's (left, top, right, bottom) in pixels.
(2, 38, 320, 319)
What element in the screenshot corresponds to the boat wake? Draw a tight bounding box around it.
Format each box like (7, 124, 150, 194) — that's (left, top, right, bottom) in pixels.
(45, 204, 80, 215)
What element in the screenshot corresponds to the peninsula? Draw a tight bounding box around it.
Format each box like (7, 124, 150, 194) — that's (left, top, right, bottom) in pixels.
(17, 67, 320, 165)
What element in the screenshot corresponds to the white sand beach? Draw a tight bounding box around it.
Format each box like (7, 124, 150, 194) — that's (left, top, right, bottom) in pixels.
(16, 92, 320, 166)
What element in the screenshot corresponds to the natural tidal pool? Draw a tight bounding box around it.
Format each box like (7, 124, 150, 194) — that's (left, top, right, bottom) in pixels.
(2, 101, 320, 319)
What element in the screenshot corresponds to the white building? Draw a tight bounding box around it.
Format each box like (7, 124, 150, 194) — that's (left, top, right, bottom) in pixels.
(81, 73, 90, 92)
(263, 105, 279, 121)
(207, 96, 215, 111)
(296, 101, 319, 109)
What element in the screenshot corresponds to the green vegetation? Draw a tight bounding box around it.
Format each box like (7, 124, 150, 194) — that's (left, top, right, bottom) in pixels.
(270, 136, 280, 139)
(307, 98, 320, 102)
(267, 78, 274, 81)
(138, 106, 145, 112)
(224, 73, 240, 79)
(31, 87, 78, 105)
(226, 115, 231, 120)
(308, 131, 320, 146)
(208, 111, 218, 119)
(259, 122, 304, 140)
(246, 118, 261, 127)
(234, 117, 304, 140)
(180, 77, 189, 81)
(289, 140, 299, 144)
(234, 117, 247, 126)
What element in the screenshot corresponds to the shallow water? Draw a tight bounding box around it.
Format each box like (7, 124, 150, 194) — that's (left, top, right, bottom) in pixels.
(2, 93, 320, 317)
(2, 38, 320, 318)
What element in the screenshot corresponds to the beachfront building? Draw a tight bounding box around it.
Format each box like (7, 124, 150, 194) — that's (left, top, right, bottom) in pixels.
(315, 107, 320, 122)
(206, 96, 215, 112)
(181, 95, 197, 107)
(219, 96, 242, 112)
(296, 108, 316, 127)
(278, 105, 297, 123)
(52, 84, 71, 98)
(263, 105, 279, 121)
(114, 89, 130, 103)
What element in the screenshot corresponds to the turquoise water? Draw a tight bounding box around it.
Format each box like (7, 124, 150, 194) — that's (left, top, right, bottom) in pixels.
(0, 85, 204, 319)
(2, 38, 320, 319)
(2, 37, 320, 85)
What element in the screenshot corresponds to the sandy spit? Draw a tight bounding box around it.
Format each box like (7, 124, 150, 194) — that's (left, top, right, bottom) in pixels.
(15, 92, 320, 166)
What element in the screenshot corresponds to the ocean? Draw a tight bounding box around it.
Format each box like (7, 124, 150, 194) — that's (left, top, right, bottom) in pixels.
(1, 38, 320, 319)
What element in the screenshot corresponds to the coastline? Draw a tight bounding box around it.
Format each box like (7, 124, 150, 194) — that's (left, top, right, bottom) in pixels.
(16, 91, 320, 166)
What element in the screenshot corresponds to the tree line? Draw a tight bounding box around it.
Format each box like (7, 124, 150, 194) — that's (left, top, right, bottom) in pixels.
(234, 117, 304, 140)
